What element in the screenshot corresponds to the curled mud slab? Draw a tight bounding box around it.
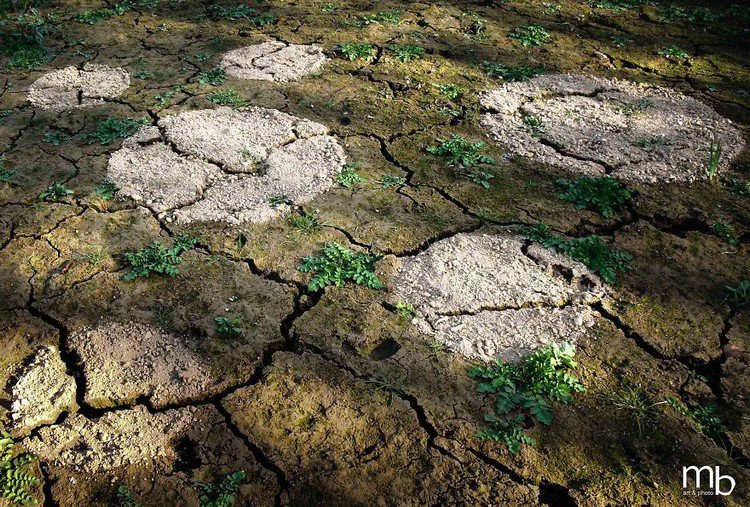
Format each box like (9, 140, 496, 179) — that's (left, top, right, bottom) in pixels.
(27, 64, 130, 109)
(10, 346, 77, 434)
(108, 107, 345, 224)
(221, 42, 326, 82)
(480, 74, 745, 183)
(396, 233, 604, 363)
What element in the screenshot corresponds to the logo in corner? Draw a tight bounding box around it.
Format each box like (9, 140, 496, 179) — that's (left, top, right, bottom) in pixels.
(683, 466, 735, 496)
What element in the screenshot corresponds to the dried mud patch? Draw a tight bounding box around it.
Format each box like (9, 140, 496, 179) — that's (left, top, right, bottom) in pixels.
(396, 233, 604, 363)
(221, 42, 327, 82)
(480, 74, 745, 183)
(27, 64, 130, 110)
(108, 107, 346, 224)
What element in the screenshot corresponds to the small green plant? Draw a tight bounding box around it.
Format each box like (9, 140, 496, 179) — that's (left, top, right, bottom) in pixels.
(509, 24, 550, 47)
(667, 397, 724, 439)
(588, 0, 653, 11)
(247, 13, 278, 26)
(367, 371, 406, 406)
(712, 221, 739, 246)
(469, 343, 584, 453)
(357, 10, 400, 27)
(658, 45, 689, 61)
(522, 225, 632, 283)
(154, 91, 175, 107)
(658, 6, 719, 24)
(321, 3, 337, 13)
(396, 302, 414, 318)
(616, 99, 652, 116)
(435, 83, 463, 100)
(297, 242, 383, 291)
(556, 177, 632, 218)
(84, 117, 147, 145)
(461, 11, 487, 41)
(543, 2, 562, 14)
(268, 194, 292, 207)
(122, 236, 197, 281)
(207, 90, 249, 107)
(725, 178, 750, 196)
(337, 164, 365, 188)
(39, 183, 73, 201)
(287, 211, 327, 235)
(207, 4, 257, 20)
(215, 316, 242, 337)
(467, 170, 494, 189)
(84, 246, 106, 266)
(377, 174, 406, 189)
(609, 35, 632, 47)
(631, 137, 669, 151)
(199, 67, 226, 85)
(153, 305, 174, 330)
(0, 164, 15, 183)
(94, 181, 118, 200)
(43, 130, 70, 146)
(338, 43, 377, 62)
(388, 44, 424, 63)
(610, 386, 665, 436)
(196, 470, 245, 507)
(706, 140, 722, 182)
(427, 135, 494, 168)
(522, 115, 545, 138)
(1, 10, 56, 70)
(117, 485, 142, 507)
(482, 62, 545, 81)
(0, 430, 38, 505)
(725, 280, 749, 310)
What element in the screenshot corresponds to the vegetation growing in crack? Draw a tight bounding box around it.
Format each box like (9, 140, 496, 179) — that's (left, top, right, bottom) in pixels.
(287, 210, 327, 236)
(195, 470, 245, 507)
(367, 371, 407, 406)
(337, 163, 365, 188)
(199, 67, 227, 86)
(357, 10, 400, 27)
(0, 430, 38, 506)
(94, 181, 118, 201)
(207, 90, 249, 107)
(39, 183, 73, 202)
(377, 174, 406, 189)
(122, 236, 197, 281)
(609, 385, 666, 436)
(387, 44, 424, 63)
(482, 62, 545, 81)
(84, 118, 148, 145)
(666, 397, 724, 439)
(427, 135, 496, 188)
(556, 177, 632, 218)
(298, 242, 383, 291)
(468, 343, 584, 453)
(523, 224, 632, 283)
(725, 280, 749, 310)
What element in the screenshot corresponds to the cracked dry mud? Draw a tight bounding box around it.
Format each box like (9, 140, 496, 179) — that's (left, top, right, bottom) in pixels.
(1, 0, 750, 506)
(108, 106, 346, 224)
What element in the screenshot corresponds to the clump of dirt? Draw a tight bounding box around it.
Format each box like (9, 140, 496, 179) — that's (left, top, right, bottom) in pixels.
(395, 233, 604, 363)
(69, 321, 231, 409)
(10, 346, 77, 434)
(221, 42, 327, 82)
(480, 74, 745, 183)
(27, 64, 130, 109)
(108, 106, 346, 224)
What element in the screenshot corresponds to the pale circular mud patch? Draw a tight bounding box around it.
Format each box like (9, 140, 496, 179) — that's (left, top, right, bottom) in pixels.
(27, 64, 130, 109)
(480, 74, 745, 183)
(107, 106, 346, 224)
(396, 233, 604, 363)
(221, 41, 326, 82)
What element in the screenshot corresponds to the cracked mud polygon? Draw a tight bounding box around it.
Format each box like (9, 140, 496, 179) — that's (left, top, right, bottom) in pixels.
(1, 1, 749, 506)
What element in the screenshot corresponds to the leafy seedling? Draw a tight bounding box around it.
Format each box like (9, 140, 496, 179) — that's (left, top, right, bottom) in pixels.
(215, 316, 242, 337)
(195, 470, 245, 507)
(725, 178, 750, 196)
(396, 302, 415, 318)
(467, 170, 494, 189)
(706, 140, 722, 182)
(207, 4, 257, 20)
(268, 194, 292, 207)
(0, 430, 39, 505)
(94, 181, 118, 201)
(117, 485, 142, 507)
(338, 43, 377, 62)
(199, 67, 226, 85)
(122, 236, 197, 280)
(482, 62, 545, 81)
(712, 221, 739, 246)
(39, 183, 73, 202)
(725, 280, 749, 310)
(658, 45, 689, 61)
(435, 83, 463, 100)
(43, 130, 70, 146)
(388, 44, 424, 63)
(469, 343, 584, 452)
(337, 164, 365, 188)
(84, 117, 147, 145)
(287, 211, 327, 235)
(667, 397, 724, 439)
(298, 242, 383, 291)
(367, 371, 406, 406)
(610, 385, 665, 436)
(427, 135, 494, 168)
(207, 90, 249, 107)
(556, 177, 632, 218)
(377, 174, 406, 189)
(509, 24, 550, 46)
(357, 10, 400, 27)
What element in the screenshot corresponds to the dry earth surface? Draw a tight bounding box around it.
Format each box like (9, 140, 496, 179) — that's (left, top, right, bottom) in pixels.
(1, 0, 750, 506)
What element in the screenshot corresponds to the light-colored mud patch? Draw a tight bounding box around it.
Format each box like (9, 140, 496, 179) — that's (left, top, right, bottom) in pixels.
(396, 233, 604, 363)
(11, 346, 77, 434)
(107, 106, 345, 224)
(221, 42, 326, 82)
(27, 64, 130, 109)
(25, 405, 216, 473)
(480, 74, 745, 183)
(69, 322, 222, 409)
